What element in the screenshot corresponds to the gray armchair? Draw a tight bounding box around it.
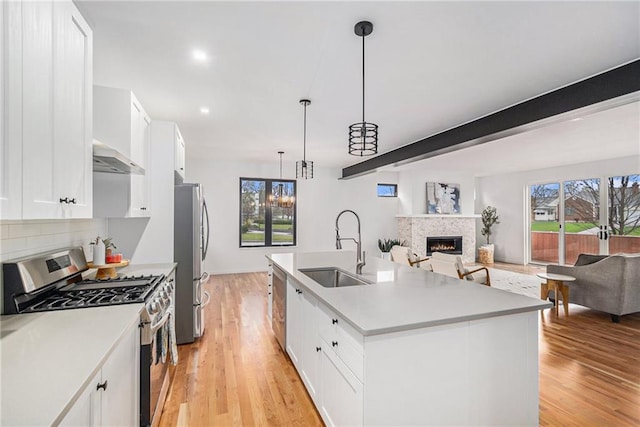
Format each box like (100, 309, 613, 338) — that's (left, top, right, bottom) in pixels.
(547, 253, 640, 322)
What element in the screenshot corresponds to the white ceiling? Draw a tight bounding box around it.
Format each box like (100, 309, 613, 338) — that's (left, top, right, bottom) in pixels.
(77, 1, 640, 174)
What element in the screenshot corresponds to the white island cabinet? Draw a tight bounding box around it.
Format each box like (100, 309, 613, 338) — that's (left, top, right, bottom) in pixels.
(2, 0, 93, 219)
(269, 251, 550, 426)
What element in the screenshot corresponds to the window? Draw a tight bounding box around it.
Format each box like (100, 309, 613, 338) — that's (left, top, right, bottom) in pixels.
(240, 178, 296, 247)
(377, 183, 397, 197)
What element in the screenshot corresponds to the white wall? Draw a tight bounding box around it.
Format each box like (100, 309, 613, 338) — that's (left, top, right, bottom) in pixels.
(186, 157, 399, 274)
(0, 218, 107, 313)
(475, 156, 640, 264)
(397, 168, 476, 216)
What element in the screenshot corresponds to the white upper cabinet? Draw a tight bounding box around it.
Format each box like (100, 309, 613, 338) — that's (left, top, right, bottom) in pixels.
(2, 0, 93, 220)
(93, 87, 151, 217)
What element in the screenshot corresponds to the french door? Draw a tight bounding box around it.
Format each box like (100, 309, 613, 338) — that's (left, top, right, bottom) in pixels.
(529, 174, 640, 265)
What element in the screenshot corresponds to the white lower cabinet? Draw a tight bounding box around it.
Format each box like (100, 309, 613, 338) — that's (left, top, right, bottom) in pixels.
(60, 319, 139, 426)
(284, 279, 539, 426)
(285, 279, 363, 426)
(59, 370, 101, 427)
(286, 279, 303, 368)
(319, 344, 364, 427)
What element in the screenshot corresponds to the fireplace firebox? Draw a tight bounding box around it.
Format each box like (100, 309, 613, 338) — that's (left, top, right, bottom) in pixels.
(426, 236, 463, 256)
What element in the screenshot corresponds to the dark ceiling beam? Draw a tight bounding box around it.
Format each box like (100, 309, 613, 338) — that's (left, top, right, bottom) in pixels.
(341, 59, 640, 179)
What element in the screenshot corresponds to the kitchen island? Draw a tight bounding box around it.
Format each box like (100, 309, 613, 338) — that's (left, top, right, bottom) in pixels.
(268, 250, 551, 426)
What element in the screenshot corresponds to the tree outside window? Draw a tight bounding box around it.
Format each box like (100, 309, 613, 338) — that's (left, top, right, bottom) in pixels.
(240, 178, 296, 247)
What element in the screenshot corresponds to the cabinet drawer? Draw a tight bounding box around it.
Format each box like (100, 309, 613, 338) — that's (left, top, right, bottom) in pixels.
(317, 304, 364, 382)
(318, 304, 363, 354)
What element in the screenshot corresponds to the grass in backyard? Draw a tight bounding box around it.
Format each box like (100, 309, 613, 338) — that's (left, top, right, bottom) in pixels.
(241, 232, 293, 243)
(531, 221, 598, 233)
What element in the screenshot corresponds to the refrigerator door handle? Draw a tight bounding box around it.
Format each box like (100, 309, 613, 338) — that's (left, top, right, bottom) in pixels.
(193, 272, 209, 305)
(202, 198, 210, 261)
(202, 291, 211, 308)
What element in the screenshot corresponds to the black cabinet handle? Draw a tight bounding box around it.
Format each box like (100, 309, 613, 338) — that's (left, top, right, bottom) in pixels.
(69, 198, 76, 204)
(296, 289, 302, 294)
(332, 318, 338, 325)
(59, 197, 69, 204)
(331, 341, 338, 347)
(96, 380, 108, 391)
(316, 346, 321, 352)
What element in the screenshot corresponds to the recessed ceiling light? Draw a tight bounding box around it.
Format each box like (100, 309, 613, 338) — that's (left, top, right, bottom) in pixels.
(570, 117, 583, 122)
(192, 49, 208, 62)
(200, 107, 210, 114)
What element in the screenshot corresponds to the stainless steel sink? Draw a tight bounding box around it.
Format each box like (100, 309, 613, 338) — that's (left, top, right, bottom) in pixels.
(298, 267, 373, 288)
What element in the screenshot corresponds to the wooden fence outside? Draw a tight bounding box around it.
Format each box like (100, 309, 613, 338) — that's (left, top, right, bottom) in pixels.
(531, 232, 640, 265)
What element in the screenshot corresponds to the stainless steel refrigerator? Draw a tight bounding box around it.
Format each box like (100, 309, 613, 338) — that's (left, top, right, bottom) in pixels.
(174, 183, 210, 344)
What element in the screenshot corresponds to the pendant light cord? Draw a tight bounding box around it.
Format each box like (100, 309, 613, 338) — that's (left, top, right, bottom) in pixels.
(303, 103, 307, 161)
(362, 32, 366, 123)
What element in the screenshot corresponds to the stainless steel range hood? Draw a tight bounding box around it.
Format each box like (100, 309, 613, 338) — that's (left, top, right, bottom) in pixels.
(93, 140, 145, 175)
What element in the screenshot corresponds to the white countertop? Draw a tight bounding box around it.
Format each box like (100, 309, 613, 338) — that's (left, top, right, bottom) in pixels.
(0, 262, 177, 426)
(268, 250, 551, 336)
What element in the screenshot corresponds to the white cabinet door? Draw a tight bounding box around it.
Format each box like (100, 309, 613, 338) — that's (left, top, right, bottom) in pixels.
(1, 0, 23, 219)
(175, 127, 185, 179)
(130, 107, 150, 216)
(21, 0, 58, 219)
(285, 279, 303, 368)
(320, 343, 364, 427)
(301, 292, 321, 403)
(59, 370, 101, 427)
(21, 0, 92, 219)
(54, 0, 92, 218)
(100, 321, 139, 426)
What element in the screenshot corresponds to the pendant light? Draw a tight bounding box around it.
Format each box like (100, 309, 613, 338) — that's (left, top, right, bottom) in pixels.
(349, 20, 378, 156)
(296, 99, 313, 179)
(270, 151, 295, 208)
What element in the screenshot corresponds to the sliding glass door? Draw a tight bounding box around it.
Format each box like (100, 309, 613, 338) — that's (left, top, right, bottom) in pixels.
(563, 179, 600, 265)
(607, 175, 640, 254)
(530, 183, 560, 264)
(529, 174, 640, 265)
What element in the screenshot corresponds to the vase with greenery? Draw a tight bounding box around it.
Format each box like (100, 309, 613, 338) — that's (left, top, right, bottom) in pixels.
(479, 206, 499, 264)
(378, 238, 404, 260)
(480, 206, 500, 245)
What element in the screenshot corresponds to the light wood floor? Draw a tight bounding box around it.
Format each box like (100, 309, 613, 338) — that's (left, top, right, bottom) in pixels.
(159, 269, 640, 426)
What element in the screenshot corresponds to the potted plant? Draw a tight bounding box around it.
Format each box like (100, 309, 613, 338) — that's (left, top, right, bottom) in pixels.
(378, 238, 404, 260)
(479, 206, 500, 264)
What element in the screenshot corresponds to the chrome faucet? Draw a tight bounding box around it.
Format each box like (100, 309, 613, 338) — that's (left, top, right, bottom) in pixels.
(335, 209, 365, 274)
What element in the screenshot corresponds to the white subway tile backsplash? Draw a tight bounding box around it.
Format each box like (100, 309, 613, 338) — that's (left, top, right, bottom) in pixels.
(0, 219, 107, 260)
(0, 224, 8, 239)
(8, 222, 42, 238)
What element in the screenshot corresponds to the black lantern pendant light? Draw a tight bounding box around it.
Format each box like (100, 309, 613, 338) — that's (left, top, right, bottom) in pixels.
(270, 151, 295, 208)
(296, 99, 313, 179)
(349, 20, 378, 156)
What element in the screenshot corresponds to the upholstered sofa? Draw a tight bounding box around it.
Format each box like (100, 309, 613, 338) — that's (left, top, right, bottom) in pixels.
(546, 253, 640, 322)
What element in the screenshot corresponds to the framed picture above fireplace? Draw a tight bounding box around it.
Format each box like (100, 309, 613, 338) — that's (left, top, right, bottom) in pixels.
(426, 182, 461, 214)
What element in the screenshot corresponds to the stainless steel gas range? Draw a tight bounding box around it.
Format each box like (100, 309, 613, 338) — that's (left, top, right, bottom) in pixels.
(2, 247, 175, 427)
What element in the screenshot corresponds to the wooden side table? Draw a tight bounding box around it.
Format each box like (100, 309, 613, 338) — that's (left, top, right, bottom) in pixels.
(537, 272, 576, 316)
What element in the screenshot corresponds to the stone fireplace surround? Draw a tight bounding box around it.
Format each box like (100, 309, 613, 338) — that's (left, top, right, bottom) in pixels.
(397, 214, 480, 263)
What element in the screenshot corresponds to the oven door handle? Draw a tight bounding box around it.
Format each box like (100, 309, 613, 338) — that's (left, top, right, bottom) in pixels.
(150, 307, 173, 335)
